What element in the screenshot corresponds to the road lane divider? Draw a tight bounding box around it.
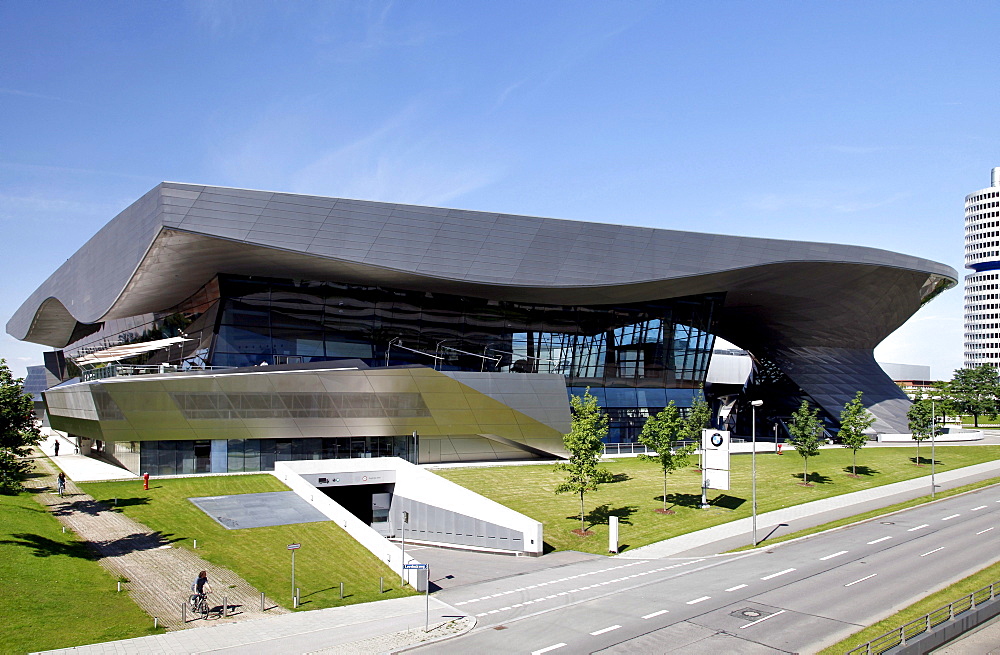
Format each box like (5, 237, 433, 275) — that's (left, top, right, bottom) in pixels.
(686, 596, 711, 604)
(739, 609, 786, 629)
(972, 505, 987, 511)
(845, 574, 878, 587)
(920, 547, 945, 557)
(907, 524, 929, 532)
(941, 514, 961, 521)
(642, 610, 669, 619)
(532, 643, 566, 654)
(761, 568, 796, 581)
(820, 550, 848, 561)
(977, 527, 995, 535)
(867, 536, 891, 544)
(725, 584, 748, 592)
(590, 625, 621, 636)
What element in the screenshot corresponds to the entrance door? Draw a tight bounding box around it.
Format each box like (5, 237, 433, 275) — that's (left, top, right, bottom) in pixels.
(193, 440, 211, 473)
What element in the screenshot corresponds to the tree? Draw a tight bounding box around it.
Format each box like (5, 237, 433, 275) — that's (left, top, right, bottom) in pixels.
(637, 401, 696, 513)
(680, 394, 712, 442)
(907, 398, 936, 465)
(787, 400, 822, 485)
(0, 359, 42, 494)
(555, 389, 613, 533)
(947, 365, 1000, 427)
(840, 391, 875, 477)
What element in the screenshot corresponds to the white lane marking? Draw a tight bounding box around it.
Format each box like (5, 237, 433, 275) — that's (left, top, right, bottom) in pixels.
(739, 609, 786, 629)
(532, 643, 567, 655)
(972, 505, 988, 511)
(590, 625, 621, 636)
(454, 601, 467, 606)
(725, 584, 748, 592)
(845, 574, 878, 587)
(642, 609, 669, 619)
(921, 547, 946, 557)
(820, 550, 848, 561)
(908, 524, 930, 532)
(500, 606, 510, 611)
(977, 527, 995, 535)
(942, 514, 961, 521)
(686, 596, 712, 604)
(761, 568, 796, 581)
(867, 536, 892, 544)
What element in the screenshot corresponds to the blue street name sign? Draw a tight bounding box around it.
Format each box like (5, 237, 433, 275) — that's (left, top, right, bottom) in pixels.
(403, 563, 428, 569)
(287, 543, 301, 550)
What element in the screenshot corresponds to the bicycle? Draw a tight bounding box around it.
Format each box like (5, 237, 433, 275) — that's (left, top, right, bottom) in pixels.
(189, 592, 210, 619)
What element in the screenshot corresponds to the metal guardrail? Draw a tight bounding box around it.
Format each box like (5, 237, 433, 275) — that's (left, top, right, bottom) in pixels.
(81, 364, 230, 382)
(603, 443, 651, 455)
(846, 580, 999, 654)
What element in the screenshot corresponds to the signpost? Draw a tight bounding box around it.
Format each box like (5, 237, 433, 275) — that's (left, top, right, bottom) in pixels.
(701, 429, 731, 508)
(404, 563, 430, 630)
(288, 543, 301, 605)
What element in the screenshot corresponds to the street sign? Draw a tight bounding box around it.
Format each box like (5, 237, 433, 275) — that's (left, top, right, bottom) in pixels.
(287, 543, 301, 550)
(403, 563, 428, 569)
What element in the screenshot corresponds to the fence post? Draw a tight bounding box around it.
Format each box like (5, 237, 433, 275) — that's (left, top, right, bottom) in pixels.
(222, 595, 227, 618)
(340, 582, 344, 599)
(972, 591, 977, 609)
(900, 625, 906, 646)
(380, 576, 384, 594)
(261, 592, 265, 611)
(181, 602, 187, 623)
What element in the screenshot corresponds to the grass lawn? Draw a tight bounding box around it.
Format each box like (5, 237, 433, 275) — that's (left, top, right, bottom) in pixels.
(0, 489, 162, 654)
(81, 475, 415, 610)
(435, 445, 1000, 555)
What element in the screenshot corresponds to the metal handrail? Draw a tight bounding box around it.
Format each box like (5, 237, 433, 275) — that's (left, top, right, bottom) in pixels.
(846, 581, 998, 654)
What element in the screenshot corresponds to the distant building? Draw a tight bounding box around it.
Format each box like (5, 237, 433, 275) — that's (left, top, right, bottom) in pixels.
(964, 167, 1000, 369)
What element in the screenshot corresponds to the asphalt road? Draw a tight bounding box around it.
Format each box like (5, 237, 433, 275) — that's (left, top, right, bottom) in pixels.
(414, 486, 1000, 654)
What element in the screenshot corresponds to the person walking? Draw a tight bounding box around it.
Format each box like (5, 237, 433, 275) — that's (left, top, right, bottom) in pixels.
(56, 472, 66, 497)
(54, 440, 60, 457)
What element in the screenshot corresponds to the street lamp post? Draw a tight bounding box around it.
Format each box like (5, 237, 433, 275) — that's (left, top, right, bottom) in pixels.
(750, 400, 764, 547)
(931, 398, 936, 499)
(412, 430, 418, 465)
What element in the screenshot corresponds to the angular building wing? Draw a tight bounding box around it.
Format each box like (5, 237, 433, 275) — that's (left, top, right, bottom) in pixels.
(8, 183, 955, 474)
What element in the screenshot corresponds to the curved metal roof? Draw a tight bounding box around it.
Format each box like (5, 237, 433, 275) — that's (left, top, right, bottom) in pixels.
(8, 182, 956, 350)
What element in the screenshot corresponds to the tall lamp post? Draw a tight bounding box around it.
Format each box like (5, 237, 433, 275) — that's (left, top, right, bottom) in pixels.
(750, 400, 764, 547)
(931, 398, 936, 499)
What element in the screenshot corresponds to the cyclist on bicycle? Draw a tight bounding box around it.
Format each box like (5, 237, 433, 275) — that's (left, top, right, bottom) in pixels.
(56, 472, 66, 497)
(190, 570, 212, 609)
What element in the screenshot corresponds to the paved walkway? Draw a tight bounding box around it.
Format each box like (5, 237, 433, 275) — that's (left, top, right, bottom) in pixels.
(24, 452, 287, 632)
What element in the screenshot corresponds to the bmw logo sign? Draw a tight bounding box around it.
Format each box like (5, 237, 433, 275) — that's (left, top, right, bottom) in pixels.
(710, 433, 724, 447)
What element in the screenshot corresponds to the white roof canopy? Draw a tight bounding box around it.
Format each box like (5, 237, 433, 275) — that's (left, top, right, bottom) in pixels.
(73, 336, 191, 366)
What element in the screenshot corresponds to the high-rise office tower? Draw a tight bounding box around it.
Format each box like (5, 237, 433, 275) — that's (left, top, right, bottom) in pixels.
(964, 167, 1000, 368)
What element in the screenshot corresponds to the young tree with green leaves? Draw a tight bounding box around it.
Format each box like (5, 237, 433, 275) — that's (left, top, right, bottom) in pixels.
(947, 365, 1000, 427)
(907, 398, 936, 465)
(637, 401, 696, 513)
(0, 359, 42, 494)
(556, 388, 613, 533)
(840, 391, 875, 477)
(788, 400, 822, 485)
(680, 394, 712, 441)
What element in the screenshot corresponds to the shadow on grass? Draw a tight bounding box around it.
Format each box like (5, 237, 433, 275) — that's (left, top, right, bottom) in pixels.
(0, 533, 99, 560)
(568, 504, 639, 530)
(657, 492, 703, 510)
(844, 466, 880, 477)
(608, 473, 631, 483)
(709, 494, 746, 510)
(90, 530, 183, 558)
(910, 456, 941, 466)
(51, 497, 150, 517)
(791, 472, 832, 484)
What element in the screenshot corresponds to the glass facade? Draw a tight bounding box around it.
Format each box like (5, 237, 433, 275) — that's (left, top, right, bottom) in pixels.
(138, 436, 414, 475)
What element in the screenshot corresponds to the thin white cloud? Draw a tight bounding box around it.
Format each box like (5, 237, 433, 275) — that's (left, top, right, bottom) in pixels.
(828, 145, 889, 154)
(0, 87, 69, 103)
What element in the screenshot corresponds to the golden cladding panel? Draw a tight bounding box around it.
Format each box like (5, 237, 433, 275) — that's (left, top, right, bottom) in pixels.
(421, 392, 471, 410)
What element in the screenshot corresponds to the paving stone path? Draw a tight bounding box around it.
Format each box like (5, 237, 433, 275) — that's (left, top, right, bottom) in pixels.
(25, 453, 288, 631)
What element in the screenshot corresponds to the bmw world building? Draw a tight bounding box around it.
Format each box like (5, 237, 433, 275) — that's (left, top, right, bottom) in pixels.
(8, 183, 957, 477)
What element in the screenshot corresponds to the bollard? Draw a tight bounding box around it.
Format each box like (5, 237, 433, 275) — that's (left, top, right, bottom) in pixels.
(296, 587, 301, 606)
(114, 497, 117, 506)
(261, 592, 265, 611)
(154, 617, 158, 629)
(62, 526, 65, 533)
(293, 596, 298, 609)
(380, 576, 384, 594)
(340, 582, 344, 600)
(193, 539, 197, 549)
(222, 595, 227, 618)
(182, 602, 187, 623)
(117, 581, 121, 592)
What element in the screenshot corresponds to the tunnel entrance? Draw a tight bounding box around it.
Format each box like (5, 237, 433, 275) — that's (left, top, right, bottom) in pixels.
(320, 482, 394, 533)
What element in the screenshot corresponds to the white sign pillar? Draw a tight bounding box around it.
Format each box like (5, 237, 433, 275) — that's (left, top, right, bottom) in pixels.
(608, 515, 619, 554)
(701, 430, 731, 508)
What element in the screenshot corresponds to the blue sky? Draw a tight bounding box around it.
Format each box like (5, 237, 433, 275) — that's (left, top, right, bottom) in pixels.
(2, 1, 998, 379)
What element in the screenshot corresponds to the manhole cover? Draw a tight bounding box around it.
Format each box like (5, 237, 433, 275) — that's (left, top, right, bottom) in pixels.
(731, 607, 772, 621)
(880, 521, 895, 525)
